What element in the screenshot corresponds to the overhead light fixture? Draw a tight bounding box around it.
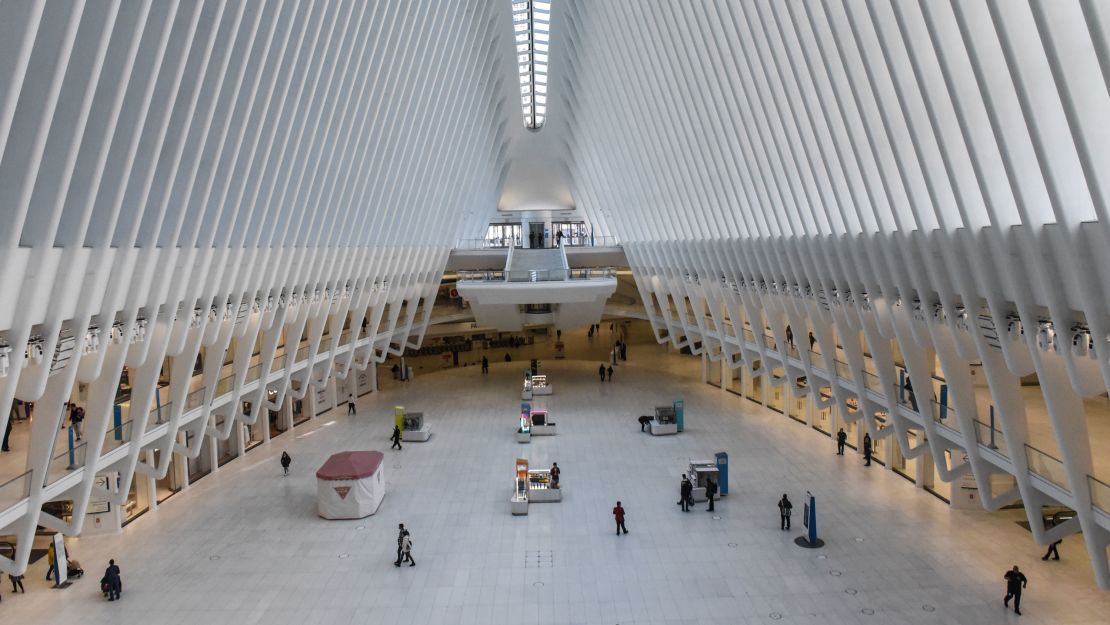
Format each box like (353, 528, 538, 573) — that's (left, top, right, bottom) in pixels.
(512, 1, 551, 131)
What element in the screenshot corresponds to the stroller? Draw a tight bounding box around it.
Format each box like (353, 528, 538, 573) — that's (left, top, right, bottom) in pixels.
(66, 558, 84, 579)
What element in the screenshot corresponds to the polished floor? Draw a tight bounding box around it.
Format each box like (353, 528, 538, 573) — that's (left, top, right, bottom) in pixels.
(3, 347, 1109, 625)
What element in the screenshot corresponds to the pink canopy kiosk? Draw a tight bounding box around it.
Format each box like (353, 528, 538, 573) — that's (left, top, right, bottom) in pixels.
(315, 451, 386, 519)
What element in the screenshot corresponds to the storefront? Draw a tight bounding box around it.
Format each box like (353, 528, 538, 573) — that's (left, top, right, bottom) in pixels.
(186, 430, 213, 484)
(892, 429, 916, 483)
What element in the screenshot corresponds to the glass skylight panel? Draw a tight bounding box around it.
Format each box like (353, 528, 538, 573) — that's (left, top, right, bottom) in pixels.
(511, 0, 553, 131)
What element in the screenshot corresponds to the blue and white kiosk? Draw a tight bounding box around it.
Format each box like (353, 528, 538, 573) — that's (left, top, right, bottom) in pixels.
(793, 490, 824, 548)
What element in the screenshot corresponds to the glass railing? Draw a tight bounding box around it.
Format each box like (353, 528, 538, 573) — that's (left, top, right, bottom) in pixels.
(834, 359, 852, 380)
(1089, 476, 1110, 516)
(741, 327, 755, 342)
(506, 269, 569, 282)
(0, 470, 32, 511)
(104, 420, 134, 453)
(973, 419, 1008, 457)
(457, 270, 505, 281)
(215, 372, 235, 396)
(186, 387, 205, 411)
(862, 370, 883, 393)
(761, 334, 776, 350)
(44, 441, 87, 486)
(1025, 445, 1070, 492)
(295, 345, 310, 363)
(246, 363, 263, 383)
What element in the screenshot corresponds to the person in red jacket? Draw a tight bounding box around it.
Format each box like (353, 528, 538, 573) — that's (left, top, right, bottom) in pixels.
(613, 501, 628, 535)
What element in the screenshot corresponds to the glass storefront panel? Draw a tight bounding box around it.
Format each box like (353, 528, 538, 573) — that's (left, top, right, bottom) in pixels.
(122, 474, 151, 525)
(215, 416, 238, 467)
(924, 450, 952, 502)
(893, 430, 916, 483)
(814, 404, 832, 434)
(727, 365, 744, 397)
(707, 358, 722, 388)
(749, 365, 763, 404)
(152, 449, 183, 504)
(787, 393, 807, 425)
(186, 431, 212, 484)
(871, 417, 887, 466)
(767, 370, 785, 414)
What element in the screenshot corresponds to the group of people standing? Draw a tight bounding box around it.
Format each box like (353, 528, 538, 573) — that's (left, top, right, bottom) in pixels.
(677, 474, 717, 512)
(598, 364, 614, 382)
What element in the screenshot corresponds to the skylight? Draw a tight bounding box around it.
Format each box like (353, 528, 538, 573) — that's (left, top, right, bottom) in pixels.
(512, 1, 551, 131)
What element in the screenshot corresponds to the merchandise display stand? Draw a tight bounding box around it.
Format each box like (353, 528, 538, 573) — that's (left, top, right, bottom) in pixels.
(517, 404, 531, 443)
(522, 373, 554, 400)
(526, 469, 562, 502)
(648, 404, 678, 435)
(511, 458, 530, 515)
(687, 459, 719, 502)
(395, 407, 432, 442)
(529, 409, 557, 436)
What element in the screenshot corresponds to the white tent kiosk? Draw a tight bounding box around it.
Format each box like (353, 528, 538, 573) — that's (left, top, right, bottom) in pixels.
(316, 451, 386, 519)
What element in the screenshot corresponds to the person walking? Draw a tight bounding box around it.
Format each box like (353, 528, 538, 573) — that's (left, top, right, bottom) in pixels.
(390, 425, 402, 450)
(606, 365, 613, 382)
(2, 417, 11, 452)
(401, 531, 415, 567)
(45, 542, 55, 581)
(72, 406, 85, 441)
(556, 230, 563, 247)
(785, 325, 793, 347)
(904, 378, 919, 411)
(808, 332, 817, 352)
(836, 428, 847, 455)
(705, 478, 718, 512)
(347, 393, 356, 415)
(598, 364, 606, 382)
(679, 475, 693, 512)
(104, 559, 121, 601)
(394, 524, 406, 566)
(1043, 538, 1062, 561)
(9, 573, 24, 593)
(280, 451, 291, 476)
(613, 501, 628, 535)
(620, 341, 627, 361)
(863, 433, 873, 466)
(550, 462, 560, 488)
(778, 494, 793, 530)
(481, 356, 489, 374)
(1003, 565, 1027, 615)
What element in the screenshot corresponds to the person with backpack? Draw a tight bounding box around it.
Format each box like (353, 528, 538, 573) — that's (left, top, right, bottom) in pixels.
(778, 494, 793, 530)
(400, 530, 415, 567)
(280, 451, 291, 476)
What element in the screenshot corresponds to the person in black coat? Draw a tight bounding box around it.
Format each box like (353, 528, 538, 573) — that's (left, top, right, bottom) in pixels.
(598, 364, 606, 382)
(481, 356, 489, 374)
(394, 524, 406, 566)
(1003, 565, 1027, 615)
(391, 425, 402, 450)
(678, 476, 693, 512)
(778, 494, 792, 530)
(280, 451, 291, 476)
(705, 479, 718, 512)
(606, 365, 613, 382)
(104, 559, 121, 601)
(836, 428, 847, 455)
(863, 433, 873, 466)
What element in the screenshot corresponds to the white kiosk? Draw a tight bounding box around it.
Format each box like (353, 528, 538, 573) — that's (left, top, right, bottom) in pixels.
(687, 459, 719, 502)
(648, 405, 678, 435)
(522, 374, 553, 400)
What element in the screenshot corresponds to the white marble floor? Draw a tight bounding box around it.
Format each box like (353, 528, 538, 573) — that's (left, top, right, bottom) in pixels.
(3, 353, 1109, 625)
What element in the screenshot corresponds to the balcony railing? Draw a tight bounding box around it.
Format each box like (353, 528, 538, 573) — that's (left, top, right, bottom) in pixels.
(973, 419, 1008, 457)
(0, 470, 32, 510)
(458, 267, 617, 283)
(1025, 444, 1071, 492)
(1089, 475, 1110, 516)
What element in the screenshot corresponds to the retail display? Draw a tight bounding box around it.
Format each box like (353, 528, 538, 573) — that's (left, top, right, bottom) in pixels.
(528, 409, 557, 436)
(315, 451, 385, 519)
(522, 373, 553, 400)
(517, 403, 531, 443)
(395, 406, 432, 442)
(510, 459, 562, 515)
(511, 458, 530, 515)
(686, 459, 719, 503)
(648, 404, 678, 435)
